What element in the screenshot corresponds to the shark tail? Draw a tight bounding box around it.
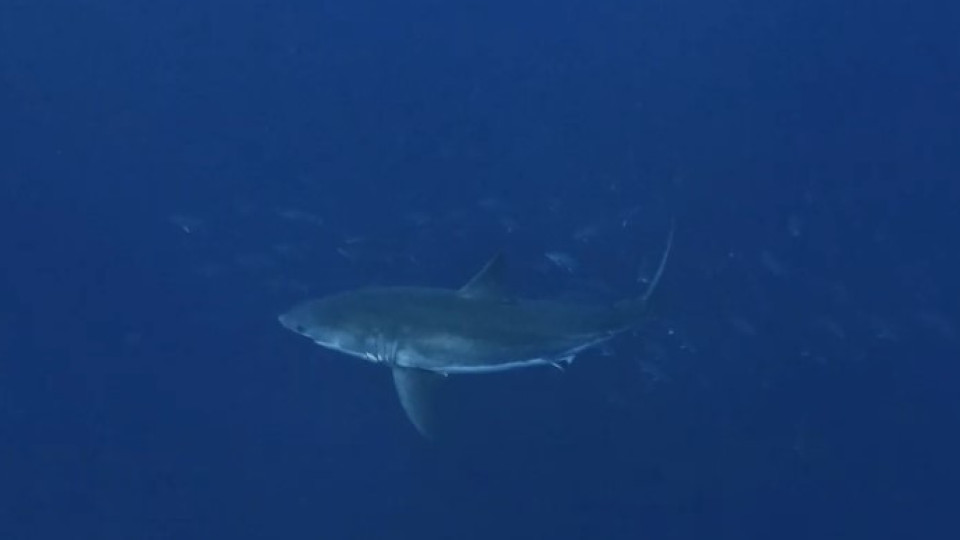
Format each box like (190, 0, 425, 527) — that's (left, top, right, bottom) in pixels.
(616, 219, 675, 323)
(392, 367, 443, 439)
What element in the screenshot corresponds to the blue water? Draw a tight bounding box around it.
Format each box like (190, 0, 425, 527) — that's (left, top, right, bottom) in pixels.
(2, 0, 958, 538)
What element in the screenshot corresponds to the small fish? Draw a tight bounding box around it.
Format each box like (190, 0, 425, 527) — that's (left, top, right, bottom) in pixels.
(544, 251, 580, 273)
(277, 209, 324, 227)
(573, 224, 601, 243)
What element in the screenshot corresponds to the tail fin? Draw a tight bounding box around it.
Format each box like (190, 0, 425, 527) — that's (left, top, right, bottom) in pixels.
(641, 218, 675, 305)
(616, 220, 675, 322)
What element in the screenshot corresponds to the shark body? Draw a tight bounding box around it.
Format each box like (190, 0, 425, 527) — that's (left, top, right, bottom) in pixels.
(279, 226, 674, 437)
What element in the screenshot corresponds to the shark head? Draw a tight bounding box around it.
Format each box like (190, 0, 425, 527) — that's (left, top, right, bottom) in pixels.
(278, 296, 373, 359)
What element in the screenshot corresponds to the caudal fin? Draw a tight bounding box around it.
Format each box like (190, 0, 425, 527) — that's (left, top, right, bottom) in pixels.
(616, 220, 676, 323)
(641, 218, 675, 305)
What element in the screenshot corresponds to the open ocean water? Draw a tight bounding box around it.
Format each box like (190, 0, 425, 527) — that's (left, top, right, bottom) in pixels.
(1, 0, 958, 538)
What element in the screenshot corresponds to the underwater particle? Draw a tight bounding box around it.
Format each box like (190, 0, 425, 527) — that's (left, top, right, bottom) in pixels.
(867, 314, 900, 342)
(499, 216, 519, 234)
(638, 360, 670, 384)
(194, 262, 224, 279)
(620, 205, 642, 228)
(235, 252, 276, 272)
(727, 315, 759, 337)
(787, 213, 803, 238)
(477, 197, 507, 212)
(915, 310, 957, 341)
(813, 316, 847, 340)
(760, 250, 789, 277)
(403, 211, 431, 227)
(167, 214, 204, 234)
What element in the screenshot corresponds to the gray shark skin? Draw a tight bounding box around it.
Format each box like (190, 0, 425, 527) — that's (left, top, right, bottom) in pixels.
(279, 225, 674, 437)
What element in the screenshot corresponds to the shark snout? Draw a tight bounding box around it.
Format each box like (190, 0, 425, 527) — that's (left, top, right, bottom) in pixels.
(278, 308, 317, 337)
(278, 312, 299, 332)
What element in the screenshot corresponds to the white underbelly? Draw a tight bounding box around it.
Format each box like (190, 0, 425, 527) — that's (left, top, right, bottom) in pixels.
(431, 358, 554, 375)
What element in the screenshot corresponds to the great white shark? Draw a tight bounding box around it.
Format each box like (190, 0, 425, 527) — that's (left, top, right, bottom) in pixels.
(279, 225, 674, 437)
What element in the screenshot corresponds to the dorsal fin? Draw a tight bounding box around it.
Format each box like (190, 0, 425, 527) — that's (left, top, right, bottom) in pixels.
(459, 253, 506, 298)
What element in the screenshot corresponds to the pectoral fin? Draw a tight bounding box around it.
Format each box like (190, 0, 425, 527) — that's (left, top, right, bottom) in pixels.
(392, 367, 443, 439)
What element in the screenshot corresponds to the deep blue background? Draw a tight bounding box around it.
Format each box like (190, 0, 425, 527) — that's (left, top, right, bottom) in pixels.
(2, 0, 959, 538)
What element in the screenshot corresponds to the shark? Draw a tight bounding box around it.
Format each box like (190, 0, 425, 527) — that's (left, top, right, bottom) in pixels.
(279, 225, 674, 437)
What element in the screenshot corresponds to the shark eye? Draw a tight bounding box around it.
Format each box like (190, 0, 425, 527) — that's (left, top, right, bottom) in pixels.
(295, 324, 306, 333)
